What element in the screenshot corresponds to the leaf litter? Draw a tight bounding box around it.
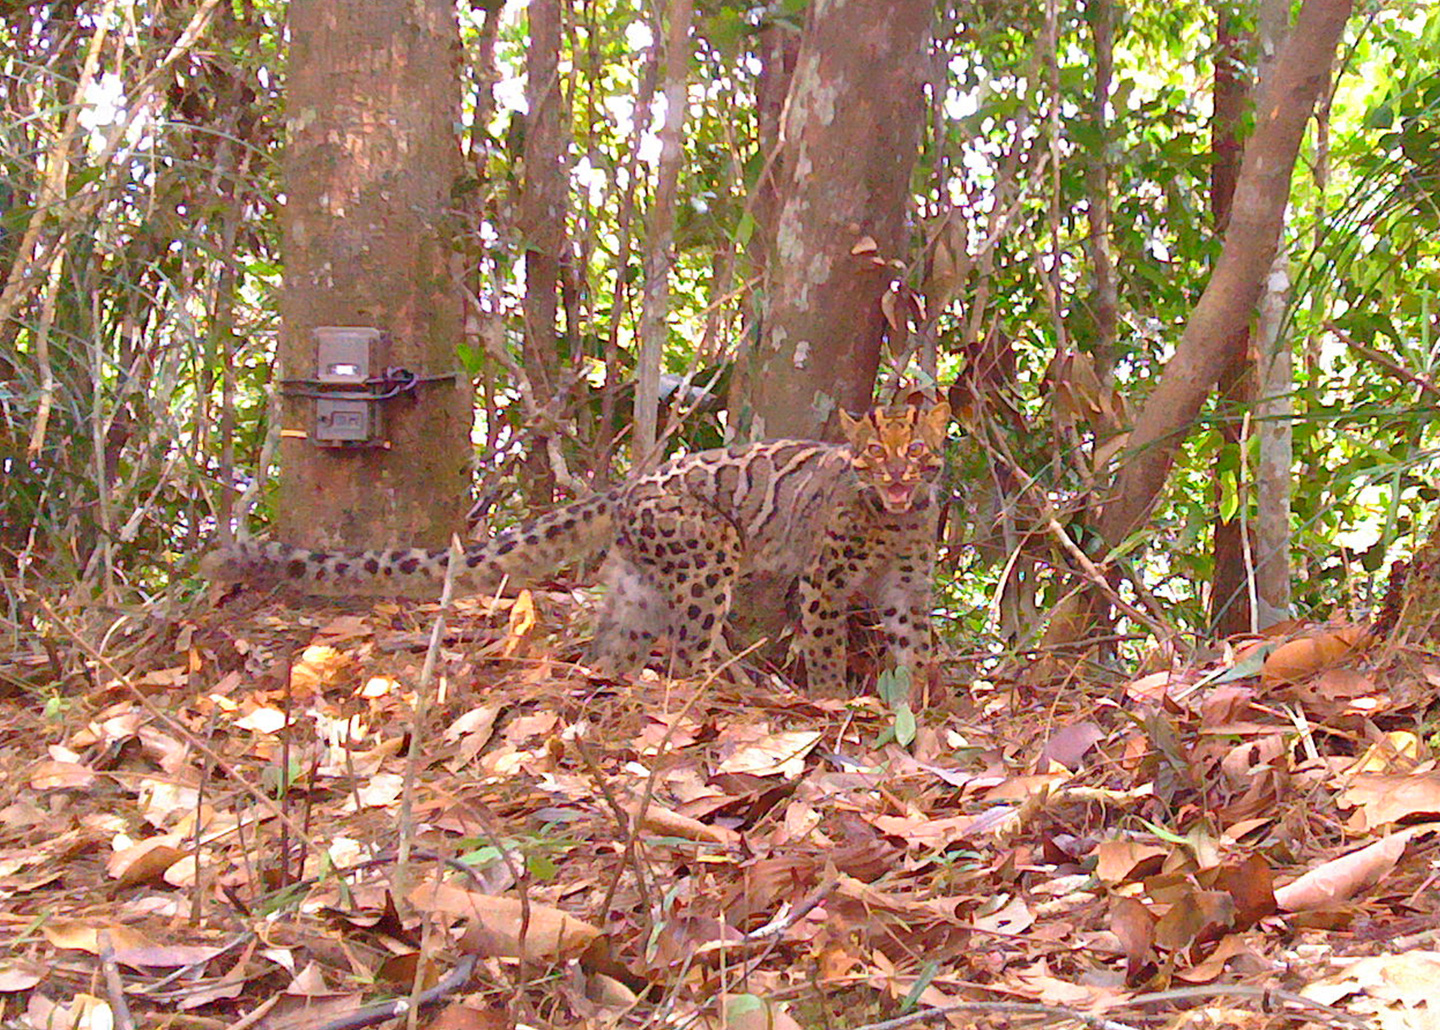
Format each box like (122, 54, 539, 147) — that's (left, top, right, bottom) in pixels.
(0, 594, 1436, 1029)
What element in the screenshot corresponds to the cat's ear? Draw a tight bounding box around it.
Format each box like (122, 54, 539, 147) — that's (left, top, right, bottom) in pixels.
(838, 407, 867, 443)
(921, 402, 951, 445)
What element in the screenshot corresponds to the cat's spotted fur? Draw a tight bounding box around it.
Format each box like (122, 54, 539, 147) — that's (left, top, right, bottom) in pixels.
(203, 403, 950, 692)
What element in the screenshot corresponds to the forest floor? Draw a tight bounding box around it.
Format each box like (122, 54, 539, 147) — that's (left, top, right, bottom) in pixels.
(1, 581, 1438, 1030)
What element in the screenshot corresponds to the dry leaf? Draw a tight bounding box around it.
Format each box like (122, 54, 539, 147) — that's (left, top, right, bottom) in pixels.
(1153, 888, 1234, 951)
(290, 643, 349, 693)
(724, 994, 803, 1030)
(413, 881, 599, 960)
(627, 801, 734, 845)
(29, 761, 95, 791)
(234, 706, 288, 734)
(107, 837, 186, 886)
(716, 729, 821, 777)
(1305, 950, 1440, 1016)
(1260, 625, 1371, 685)
(880, 288, 901, 331)
(1095, 841, 1167, 885)
(1215, 853, 1277, 929)
(41, 921, 156, 956)
(1174, 934, 1260, 984)
(1339, 773, 1440, 832)
(421, 1003, 512, 1030)
(1348, 732, 1422, 775)
(1039, 721, 1105, 770)
(1109, 896, 1156, 982)
(502, 589, 536, 657)
(1274, 824, 1437, 911)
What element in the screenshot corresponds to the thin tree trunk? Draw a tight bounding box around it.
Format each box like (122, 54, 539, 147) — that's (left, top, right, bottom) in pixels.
(1253, 0, 1301, 627)
(598, 43, 657, 474)
(1083, 0, 1118, 379)
(1207, 0, 1255, 635)
(727, 15, 796, 436)
(1092, 0, 1350, 554)
(634, 0, 692, 466)
(519, 0, 568, 505)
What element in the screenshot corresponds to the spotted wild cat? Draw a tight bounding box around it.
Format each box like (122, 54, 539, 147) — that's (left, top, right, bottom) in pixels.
(202, 403, 950, 693)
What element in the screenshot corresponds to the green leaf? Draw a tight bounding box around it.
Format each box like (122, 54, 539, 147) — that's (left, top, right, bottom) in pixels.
(734, 210, 755, 248)
(1218, 470, 1239, 522)
(900, 961, 939, 1010)
(878, 665, 911, 706)
(724, 994, 768, 1026)
(893, 702, 916, 748)
(456, 340, 484, 377)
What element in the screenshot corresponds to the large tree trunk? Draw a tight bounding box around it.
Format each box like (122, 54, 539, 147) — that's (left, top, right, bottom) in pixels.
(277, 0, 471, 550)
(1092, 0, 1350, 554)
(749, 0, 934, 440)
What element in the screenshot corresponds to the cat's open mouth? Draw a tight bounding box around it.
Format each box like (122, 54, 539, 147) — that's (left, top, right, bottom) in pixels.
(880, 482, 915, 512)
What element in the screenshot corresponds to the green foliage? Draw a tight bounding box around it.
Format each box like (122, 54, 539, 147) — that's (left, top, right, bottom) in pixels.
(5, 0, 1440, 652)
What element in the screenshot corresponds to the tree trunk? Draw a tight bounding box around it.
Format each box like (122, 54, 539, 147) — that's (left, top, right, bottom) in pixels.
(1092, 0, 1350, 553)
(750, 0, 935, 440)
(634, 0, 692, 465)
(277, 0, 471, 550)
(727, 15, 797, 436)
(1252, 0, 1301, 628)
(1082, 0, 1118, 379)
(518, 0, 569, 505)
(1207, 1, 1256, 636)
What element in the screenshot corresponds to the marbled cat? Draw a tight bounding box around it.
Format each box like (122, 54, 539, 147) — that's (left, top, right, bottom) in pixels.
(203, 403, 951, 693)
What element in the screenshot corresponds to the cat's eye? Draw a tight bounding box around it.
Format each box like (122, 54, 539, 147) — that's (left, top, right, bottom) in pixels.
(907, 441, 927, 455)
(866, 443, 886, 457)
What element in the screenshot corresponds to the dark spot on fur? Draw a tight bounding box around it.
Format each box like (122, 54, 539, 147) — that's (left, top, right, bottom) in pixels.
(333, 562, 350, 575)
(701, 613, 716, 631)
(690, 583, 706, 598)
(398, 557, 420, 574)
(497, 540, 516, 555)
(365, 557, 381, 573)
(285, 559, 306, 579)
(686, 604, 702, 620)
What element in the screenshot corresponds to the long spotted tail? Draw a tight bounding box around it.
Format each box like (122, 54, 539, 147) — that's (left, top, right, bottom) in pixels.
(200, 494, 617, 598)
